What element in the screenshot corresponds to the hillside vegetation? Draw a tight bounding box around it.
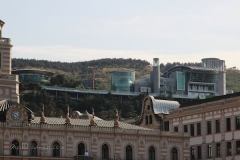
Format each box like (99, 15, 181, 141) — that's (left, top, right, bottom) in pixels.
(226, 69, 240, 92)
(12, 58, 240, 119)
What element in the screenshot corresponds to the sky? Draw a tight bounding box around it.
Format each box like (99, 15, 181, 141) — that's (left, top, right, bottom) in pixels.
(1, 0, 240, 68)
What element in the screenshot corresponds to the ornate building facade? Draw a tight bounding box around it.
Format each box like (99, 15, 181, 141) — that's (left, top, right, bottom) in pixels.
(138, 94, 240, 160)
(0, 20, 190, 160)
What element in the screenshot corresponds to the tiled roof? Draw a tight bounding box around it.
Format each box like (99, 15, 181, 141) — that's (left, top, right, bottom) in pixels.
(32, 117, 154, 131)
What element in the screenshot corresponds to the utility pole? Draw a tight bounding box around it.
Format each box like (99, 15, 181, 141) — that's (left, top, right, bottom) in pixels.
(87, 66, 94, 90)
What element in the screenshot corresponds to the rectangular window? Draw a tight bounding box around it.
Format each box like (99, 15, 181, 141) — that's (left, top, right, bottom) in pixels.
(197, 123, 201, 135)
(164, 121, 169, 131)
(191, 147, 195, 159)
(190, 124, 194, 136)
(226, 118, 231, 131)
(197, 146, 201, 159)
(216, 120, 220, 133)
(207, 144, 212, 158)
(236, 141, 240, 154)
(184, 125, 188, 133)
(216, 143, 220, 157)
(227, 142, 232, 155)
(236, 116, 240, 130)
(174, 126, 178, 132)
(207, 121, 212, 134)
(0, 53, 1, 68)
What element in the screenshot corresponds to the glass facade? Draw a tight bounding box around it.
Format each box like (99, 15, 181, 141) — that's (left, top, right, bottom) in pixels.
(19, 74, 49, 83)
(111, 70, 135, 92)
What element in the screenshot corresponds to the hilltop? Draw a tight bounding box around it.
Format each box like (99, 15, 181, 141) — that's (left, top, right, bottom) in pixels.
(12, 58, 240, 92)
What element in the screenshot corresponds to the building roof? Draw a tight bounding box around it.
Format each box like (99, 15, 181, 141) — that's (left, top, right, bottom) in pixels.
(180, 92, 240, 108)
(149, 96, 180, 114)
(110, 70, 134, 73)
(32, 117, 154, 131)
(12, 69, 54, 76)
(163, 65, 219, 77)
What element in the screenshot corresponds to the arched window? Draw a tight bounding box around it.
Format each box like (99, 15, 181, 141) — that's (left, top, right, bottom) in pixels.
(146, 116, 148, 125)
(147, 105, 150, 110)
(126, 145, 133, 160)
(78, 143, 85, 155)
(30, 141, 38, 156)
(11, 140, 19, 156)
(102, 144, 109, 159)
(149, 146, 155, 160)
(52, 142, 60, 157)
(149, 115, 152, 124)
(172, 148, 178, 160)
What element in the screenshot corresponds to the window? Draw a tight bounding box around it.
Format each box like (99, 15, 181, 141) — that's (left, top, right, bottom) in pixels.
(174, 126, 178, 132)
(197, 123, 201, 135)
(30, 141, 38, 156)
(216, 120, 220, 133)
(52, 142, 60, 157)
(197, 146, 201, 159)
(236, 116, 240, 130)
(184, 125, 188, 133)
(145, 116, 148, 125)
(11, 140, 19, 156)
(236, 141, 240, 154)
(227, 142, 231, 155)
(164, 121, 169, 131)
(149, 115, 152, 124)
(126, 145, 132, 160)
(226, 118, 231, 131)
(172, 148, 178, 160)
(190, 124, 194, 136)
(216, 143, 220, 157)
(147, 105, 150, 110)
(0, 53, 1, 68)
(207, 121, 212, 134)
(78, 143, 85, 155)
(102, 144, 109, 159)
(207, 144, 212, 158)
(149, 146, 155, 160)
(190, 147, 195, 159)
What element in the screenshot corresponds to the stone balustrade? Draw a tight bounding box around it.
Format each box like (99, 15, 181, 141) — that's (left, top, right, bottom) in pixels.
(0, 38, 11, 44)
(0, 122, 190, 138)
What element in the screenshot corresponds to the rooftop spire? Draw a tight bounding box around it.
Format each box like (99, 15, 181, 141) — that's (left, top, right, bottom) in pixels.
(90, 108, 96, 126)
(40, 105, 46, 124)
(114, 109, 119, 127)
(65, 106, 71, 124)
(0, 20, 5, 38)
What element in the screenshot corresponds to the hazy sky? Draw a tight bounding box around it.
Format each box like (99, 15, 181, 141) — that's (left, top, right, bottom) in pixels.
(1, 0, 240, 68)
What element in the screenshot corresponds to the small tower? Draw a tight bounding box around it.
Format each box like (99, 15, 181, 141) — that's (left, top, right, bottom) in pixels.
(65, 106, 71, 124)
(89, 108, 96, 126)
(114, 109, 119, 127)
(0, 20, 19, 103)
(40, 105, 46, 124)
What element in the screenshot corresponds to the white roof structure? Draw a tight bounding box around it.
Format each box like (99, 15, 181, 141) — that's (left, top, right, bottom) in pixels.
(149, 96, 180, 114)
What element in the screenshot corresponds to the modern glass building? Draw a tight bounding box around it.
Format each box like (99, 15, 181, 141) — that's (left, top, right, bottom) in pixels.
(110, 70, 135, 92)
(12, 69, 53, 84)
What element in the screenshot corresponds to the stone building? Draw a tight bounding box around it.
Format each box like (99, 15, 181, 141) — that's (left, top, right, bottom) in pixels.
(0, 99, 190, 160)
(138, 94, 240, 160)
